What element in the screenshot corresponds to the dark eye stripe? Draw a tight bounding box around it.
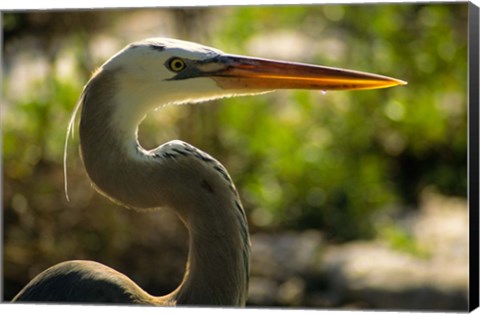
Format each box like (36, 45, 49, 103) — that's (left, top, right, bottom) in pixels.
(149, 44, 165, 52)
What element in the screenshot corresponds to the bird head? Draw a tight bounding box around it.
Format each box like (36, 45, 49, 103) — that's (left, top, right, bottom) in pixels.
(99, 37, 405, 115)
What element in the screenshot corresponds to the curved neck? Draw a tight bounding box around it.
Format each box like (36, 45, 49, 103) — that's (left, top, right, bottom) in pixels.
(78, 69, 250, 306)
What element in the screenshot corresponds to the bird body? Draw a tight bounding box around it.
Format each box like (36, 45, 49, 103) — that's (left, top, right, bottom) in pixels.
(13, 38, 405, 306)
(12, 260, 163, 304)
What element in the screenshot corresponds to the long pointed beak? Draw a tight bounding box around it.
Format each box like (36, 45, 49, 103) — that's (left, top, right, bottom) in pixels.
(205, 54, 406, 91)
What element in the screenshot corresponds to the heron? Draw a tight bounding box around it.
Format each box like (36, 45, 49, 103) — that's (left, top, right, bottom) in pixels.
(12, 38, 406, 306)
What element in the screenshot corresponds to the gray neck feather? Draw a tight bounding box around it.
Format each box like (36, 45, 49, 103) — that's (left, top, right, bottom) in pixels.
(78, 68, 250, 306)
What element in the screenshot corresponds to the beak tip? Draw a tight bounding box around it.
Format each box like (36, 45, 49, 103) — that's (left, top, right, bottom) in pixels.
(384, 78, 407, 89)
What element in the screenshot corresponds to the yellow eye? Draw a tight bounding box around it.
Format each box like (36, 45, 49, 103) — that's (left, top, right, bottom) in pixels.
(168, 58, 186, 72)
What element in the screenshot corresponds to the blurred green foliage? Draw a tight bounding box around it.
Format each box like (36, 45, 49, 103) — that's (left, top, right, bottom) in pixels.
(379, 224, 430, 259)
(2, 3, 468, 303)
(213, 4, 468, 239)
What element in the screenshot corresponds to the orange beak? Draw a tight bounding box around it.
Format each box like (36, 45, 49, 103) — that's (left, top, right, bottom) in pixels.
(202, 54, 406, 91)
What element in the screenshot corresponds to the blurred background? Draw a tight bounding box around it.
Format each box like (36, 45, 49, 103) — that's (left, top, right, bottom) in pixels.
(2, 3, 469, 310)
